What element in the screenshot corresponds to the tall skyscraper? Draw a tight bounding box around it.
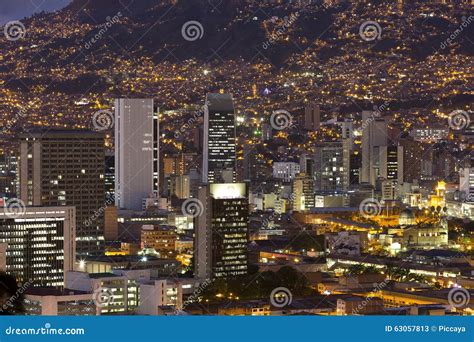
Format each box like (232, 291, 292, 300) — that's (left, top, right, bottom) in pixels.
(0, 206, 76, 287)
(314, 142, 345, 191)
(361, 111, 388, 185)
(460, 167, 474, 202)
(380, 145, 404, 184)
(195, 183, 248, 279)
(104, 151, 115, 199)
(304, 103, 321, 131)
(19, 130, 105, 256)
(202, 93, 237, 184)
(115, 99, 159, 210)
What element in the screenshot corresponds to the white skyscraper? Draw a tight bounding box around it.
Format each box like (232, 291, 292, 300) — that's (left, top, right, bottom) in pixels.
(115, 99, 159, 211)
(361, 110, 388, 185)
(460, 167, 474, 202)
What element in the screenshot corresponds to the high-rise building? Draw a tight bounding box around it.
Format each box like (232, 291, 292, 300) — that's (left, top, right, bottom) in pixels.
(0, 206, 76, 287)
(293, 174, 315, 211)
(19, 130, 105, 256)
(314, 142, 345, 191)
(202, 93, 237, 184)
(460, 167, 474, 202)
(115, 99, 159, 211)
(380, 145, 404, 184)
(195, 183, 248, 279)
(401, 138, 432, 183)
(0, 150, 17, 199)
(272, 162, 300, 182)
(361, 111, 388, 185)
(304, 103, 320, 131)
(104, 151, 115, 199)
(349, 150, 361, 187)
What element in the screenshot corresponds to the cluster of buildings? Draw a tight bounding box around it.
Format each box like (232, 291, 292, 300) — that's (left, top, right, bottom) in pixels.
(0, 89, 472, 316)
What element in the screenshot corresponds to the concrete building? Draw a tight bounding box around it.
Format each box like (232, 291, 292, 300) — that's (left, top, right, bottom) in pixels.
(195, 183, 249, 279)
(361, 111, 388, 186)
(115, 98, 159, 211)
(19, 130, 105, 255)
(0, 206, 76, 287)
(293, 174, 315, 212)
(272, 162, 300, 182)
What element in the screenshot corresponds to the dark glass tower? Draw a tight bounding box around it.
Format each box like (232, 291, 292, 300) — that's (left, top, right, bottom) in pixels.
(202, 93, 236, 184)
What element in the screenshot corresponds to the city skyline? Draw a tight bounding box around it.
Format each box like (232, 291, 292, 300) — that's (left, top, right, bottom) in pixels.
(0, 0, 472, 320)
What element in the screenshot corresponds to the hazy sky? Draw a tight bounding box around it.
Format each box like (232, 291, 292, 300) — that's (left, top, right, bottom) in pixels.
(0, 0, 71, 24)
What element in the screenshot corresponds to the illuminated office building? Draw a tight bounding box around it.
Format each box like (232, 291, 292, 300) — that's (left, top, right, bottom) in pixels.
(380, 145, 404, 183)
(115, 99, 159, 210)
(293, 174, 315, 212)
(19, 130, 105, 255)
(314, 142, 345, 191)
(195, 183, 248, 279)
(0, 206, 76, 287)
(202, 93, 237, 184)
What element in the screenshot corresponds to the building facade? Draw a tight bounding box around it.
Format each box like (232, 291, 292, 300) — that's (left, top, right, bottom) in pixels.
(0, 206, 76, 287)
(195, 183, 249, 279)
(19, 130, 104, 255)
(115, 98, 159, 211)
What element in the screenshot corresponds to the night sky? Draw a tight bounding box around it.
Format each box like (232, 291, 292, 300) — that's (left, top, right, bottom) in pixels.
(0, 0, 71, 24)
